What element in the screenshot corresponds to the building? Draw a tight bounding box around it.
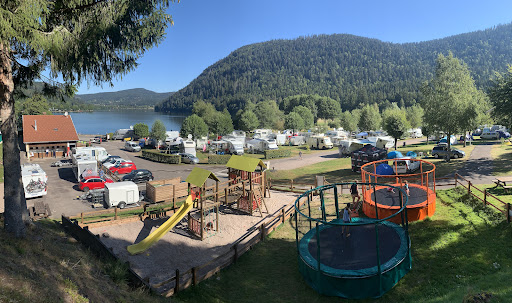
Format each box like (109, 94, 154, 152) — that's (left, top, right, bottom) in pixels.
(22, 113, 79, 160)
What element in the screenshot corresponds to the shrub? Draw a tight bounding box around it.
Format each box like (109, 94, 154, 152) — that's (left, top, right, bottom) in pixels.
(208, 154, 231, 164)
(142, 150, 181, 164)
(264, 149, 291, 159)
(108, 132, 113, 140)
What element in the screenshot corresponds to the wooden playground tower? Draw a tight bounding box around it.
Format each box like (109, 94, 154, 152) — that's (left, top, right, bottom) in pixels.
(226, 155, 268, 216)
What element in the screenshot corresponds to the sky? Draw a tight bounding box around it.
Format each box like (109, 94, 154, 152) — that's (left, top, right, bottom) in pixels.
(77, 0, 512, 95)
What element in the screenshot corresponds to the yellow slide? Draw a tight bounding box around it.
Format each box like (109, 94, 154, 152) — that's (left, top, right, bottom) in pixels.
(127, 195, 194, 255)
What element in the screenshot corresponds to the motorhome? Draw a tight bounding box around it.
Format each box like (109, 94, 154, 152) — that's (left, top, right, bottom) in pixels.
(73, 146, 110, 162)
(338, 140, 365, 157)
(73, 156, 98, 181)
(180, 139, 197, 157)
(226, 130, 247, 145)
(325, 130, 349, 140)
(246, 138, 278, 153)
(113, 128, 134, 140)
(165, 131, 180, 144)
(366, 136, 395, 149)
(268, 133, 287, 145)
(289, 135, 306, 146)
(306, 136, 333, 150)
(224, 138, 245, 155)
(252, 129, 272, 139)
(104, 181, 141, 209)
(21, 164, 48, 198)
(407, 128, 423, 138)
(195, 136, 208, 151)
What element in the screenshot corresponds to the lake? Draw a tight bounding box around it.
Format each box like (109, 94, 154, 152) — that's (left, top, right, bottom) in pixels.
(56, 110, 187, 135)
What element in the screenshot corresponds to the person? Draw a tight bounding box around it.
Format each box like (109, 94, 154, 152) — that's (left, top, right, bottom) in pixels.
(350, 181, 361, 205)
(45, 148, 49, 157)
(387, 186, 395, 193)
(404, 180, 410, 196)
(342, 203, 351, 237)
(298, 151, 303, 160)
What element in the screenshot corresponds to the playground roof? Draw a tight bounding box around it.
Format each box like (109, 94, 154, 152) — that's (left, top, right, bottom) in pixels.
(186, 167, 219, 187)
(226, 155, 267, 172)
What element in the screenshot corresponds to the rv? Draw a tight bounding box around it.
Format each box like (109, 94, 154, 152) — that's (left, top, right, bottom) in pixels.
(21, 164, 48, 198)
(252, 129, 272, 139)
(180, 139, 197, 157)
(289, 135, 306, 146)
(104, 181, 141, 209)
(338, 140, 365, 157)
(195, 136, 208, 150)
(112, 128, 134, 140)
(246, 138, 278, 153)
(224, 138, 244, 155)
(407, 128, 423, 138)
(366, 136, 395, 149)
(73, 156, 98, 181)
(269, 133, 287, 145)
(73, 146, 110, 162)
(306, 136, 333, 150)
(165, 131, 180, 145)
(226, 130, 247, 145)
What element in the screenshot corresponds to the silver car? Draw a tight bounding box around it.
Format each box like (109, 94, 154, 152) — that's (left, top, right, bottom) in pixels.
(179, 153, 199, 164)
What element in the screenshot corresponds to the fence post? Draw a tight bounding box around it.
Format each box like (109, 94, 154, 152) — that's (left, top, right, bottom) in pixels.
(260, 224, 265, 241)
(290, 179, 294, 191)
(81, 212, 84, 224)
(454, 173, 458, 187)
(173, 185, 176, 208)
(467, 181, 471, 196)
(175, 269, 180, 293)
(224, 188, 228, 205)
(115, 207, 118, 220)
(484, 189, 487, 206)
(282, 208, 285, 223)
(192, 267, 197, 286)
(507, 203, 511, 223)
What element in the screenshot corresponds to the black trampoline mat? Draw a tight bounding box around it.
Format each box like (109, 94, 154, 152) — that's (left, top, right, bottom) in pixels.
(371, 186, 427, 207)
(307, 224, 401, 271)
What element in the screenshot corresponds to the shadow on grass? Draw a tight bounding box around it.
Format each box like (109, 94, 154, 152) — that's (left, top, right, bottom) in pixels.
(492, 145, 512, 176)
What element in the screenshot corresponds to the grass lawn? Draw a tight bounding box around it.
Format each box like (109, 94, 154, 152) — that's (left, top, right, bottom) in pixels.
(175, 187, 512, 303)
(196, 145, 329, 163)
(491, 143, 512, 176)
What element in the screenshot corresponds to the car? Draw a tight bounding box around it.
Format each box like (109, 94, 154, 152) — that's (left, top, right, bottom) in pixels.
(497, 130, 511, 139)
(79, 176, 114, 192)
(103, 158, 127, 169)
(125, 141, 142, 152)
(480, 130, 499, 140)
(122, 169, 154, 183)
(431, 146, 466, 159)
(101, 155, 121, 164)
(109, 161, 137, 174)
(179, 153, 199, 164)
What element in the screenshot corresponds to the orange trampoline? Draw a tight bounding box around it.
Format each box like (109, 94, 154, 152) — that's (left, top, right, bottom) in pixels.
(361, 158, 436, 223)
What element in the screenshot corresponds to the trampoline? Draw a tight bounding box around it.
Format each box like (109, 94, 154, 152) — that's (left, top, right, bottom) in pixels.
(295, 183, 411, 299)
(361, 158, 436, 223)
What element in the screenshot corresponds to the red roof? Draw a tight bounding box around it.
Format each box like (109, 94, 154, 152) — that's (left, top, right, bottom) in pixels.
(22, 114, 79, 143)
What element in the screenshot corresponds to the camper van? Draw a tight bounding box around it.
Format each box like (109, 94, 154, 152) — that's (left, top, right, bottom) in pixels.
(224, 139, 244, 155)
(72, 156, 98, 181)
(73, 146, 110, 162)
(246, 138, 278, 153)
(124, 141, 141, 152)
(306, 136, 333, 150)
(104, 181, 141, 209)
(21, 164, 48, 198)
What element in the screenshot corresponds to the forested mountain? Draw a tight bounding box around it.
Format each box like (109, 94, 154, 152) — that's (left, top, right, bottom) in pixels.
(76, 88, 174, 108)
(156, 23, 512, 114)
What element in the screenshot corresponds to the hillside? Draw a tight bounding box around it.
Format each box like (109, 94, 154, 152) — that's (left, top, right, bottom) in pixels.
(76, 88, 174, 108)
(156, 23, 512, 114)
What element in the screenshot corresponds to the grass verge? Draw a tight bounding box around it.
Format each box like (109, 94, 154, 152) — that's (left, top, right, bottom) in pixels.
(491, 143, 512, 176)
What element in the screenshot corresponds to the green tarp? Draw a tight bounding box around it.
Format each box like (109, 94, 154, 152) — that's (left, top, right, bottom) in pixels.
(226, 155, 266, 172)
(185, 167, 219, 187)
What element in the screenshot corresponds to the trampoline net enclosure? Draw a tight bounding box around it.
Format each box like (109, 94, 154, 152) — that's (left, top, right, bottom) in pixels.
(361, 158, 436, 222)
(294, 183, 411, 299)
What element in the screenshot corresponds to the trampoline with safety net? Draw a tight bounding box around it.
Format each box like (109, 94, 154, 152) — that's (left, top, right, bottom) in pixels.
(294, 183, 411, 299)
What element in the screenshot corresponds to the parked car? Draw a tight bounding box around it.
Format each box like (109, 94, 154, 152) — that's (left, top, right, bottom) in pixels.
(101, 155, 121, 164)
(122, 169, 154, 183)
(109, 162, 137, 174)
(103, 158, 127, 169)
(179, 153, 199, 164)
(432, 146, 466, 159)
(497, 130, 511, 139)
(125, 141, 141, 152)
(79, 176, 114, 192)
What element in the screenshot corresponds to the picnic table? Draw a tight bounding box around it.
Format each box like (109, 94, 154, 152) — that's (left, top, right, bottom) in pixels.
(492, 176, 512, 191)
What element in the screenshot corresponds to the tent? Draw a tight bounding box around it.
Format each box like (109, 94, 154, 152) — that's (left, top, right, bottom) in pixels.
(387, 150, 404, 159)
(406, 151, 417, 158)
(376, 163, 394, 175)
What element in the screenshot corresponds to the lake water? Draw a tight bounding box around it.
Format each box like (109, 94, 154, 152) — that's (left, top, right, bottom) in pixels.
(56, 110, 187, 135)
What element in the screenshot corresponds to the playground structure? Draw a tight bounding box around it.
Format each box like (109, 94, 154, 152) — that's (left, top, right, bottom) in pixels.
(294, 182, 411, 299)
(361, 158, 436, 223)
(226, 155, 268, 216)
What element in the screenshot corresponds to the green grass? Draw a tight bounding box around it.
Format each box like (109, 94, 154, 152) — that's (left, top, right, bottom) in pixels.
(175, 187, 512, 303)
(491, 143, 512, 176)
(196, 145, 328, 163)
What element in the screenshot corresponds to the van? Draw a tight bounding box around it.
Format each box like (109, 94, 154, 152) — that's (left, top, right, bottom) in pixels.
(21, 164, 48, 198)
(480, 130, 499, 140)
(394, 158, 420, 174)
(306, 136, 333, 150)
(125, 141, 141, 152)
(104, 181, 140, 209)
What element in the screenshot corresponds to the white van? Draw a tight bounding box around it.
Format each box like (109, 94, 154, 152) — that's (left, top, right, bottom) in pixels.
(125, 141, 141, 152)
(480, 130, 499, 140)
(104, 181, 140, 209)
(21, 164, 48, 198)
(394, 158, 420, 174)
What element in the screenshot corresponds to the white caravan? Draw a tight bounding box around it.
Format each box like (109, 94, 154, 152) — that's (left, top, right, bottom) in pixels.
(289, 135, 306, 146)
(180, 139, 197, 157)
(366, 136, 395, 149)
(338, 140, 365, 157)
(104, 181, 140, 209)
(394, 157, 421, 174)
(73, 146, 110, 162)
(224, 138, 245, 155)
(21, 164, 48, 198)
(73, 156, 99, 181)
(269, 133, 287, 145)
(306, 136, 333, 150)
(252, 129, 272, 139)
(407, 128, 423, 138)
(246, 138, 279, 153)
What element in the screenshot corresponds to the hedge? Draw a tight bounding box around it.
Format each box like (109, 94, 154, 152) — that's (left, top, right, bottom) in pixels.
(208, 154, 231, 164)
(142, 150, 181, 164)
(264, 149, 291, 159)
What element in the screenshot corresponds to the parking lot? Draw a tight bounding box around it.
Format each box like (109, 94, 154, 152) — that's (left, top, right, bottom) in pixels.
(20, 138, 229, 219)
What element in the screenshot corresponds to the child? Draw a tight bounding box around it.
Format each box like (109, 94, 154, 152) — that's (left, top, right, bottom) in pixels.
(386, 186, 395, 193)
(342, 203, 351, 237)
(404, 180, 410, 196)
(350, 181, 361, 204)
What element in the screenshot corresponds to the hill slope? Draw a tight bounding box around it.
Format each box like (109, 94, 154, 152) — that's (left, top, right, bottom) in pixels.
(156, 23, 512, 114)
(76, 88, 174, 108)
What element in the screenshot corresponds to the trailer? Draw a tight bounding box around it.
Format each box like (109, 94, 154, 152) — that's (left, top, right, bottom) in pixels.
(224, 138, 245, 155)
(246, 138, 278, 153)
(73, 156, 98, 181)
(104, 181, 141, 209)
(289, 135, 306, 146)
(21, 164, 48, 198)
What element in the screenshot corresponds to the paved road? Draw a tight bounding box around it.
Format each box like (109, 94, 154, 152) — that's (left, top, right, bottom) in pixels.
(454, 143, 495, 184)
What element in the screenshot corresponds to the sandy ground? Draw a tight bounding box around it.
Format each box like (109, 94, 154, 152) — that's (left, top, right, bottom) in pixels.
(89, 190, 299, 288)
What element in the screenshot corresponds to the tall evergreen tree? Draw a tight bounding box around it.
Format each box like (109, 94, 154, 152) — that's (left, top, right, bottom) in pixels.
(0, 0, 174, 237)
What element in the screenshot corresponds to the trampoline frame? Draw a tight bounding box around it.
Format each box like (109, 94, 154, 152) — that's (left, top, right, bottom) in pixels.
(294, 182, 411, 299)
(361, 158, 436, 223)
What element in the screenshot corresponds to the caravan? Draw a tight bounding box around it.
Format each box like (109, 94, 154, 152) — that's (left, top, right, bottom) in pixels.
(224, 138, 245, 155)
(113, 129, 134, 140)
(72, 156, 98, 181)
(21, 164, 48, 198)
(246, 138, 278, 153)
(73, 146, 110, 162)
(252, 129, 272, 139)
(338, 140, 365, 157)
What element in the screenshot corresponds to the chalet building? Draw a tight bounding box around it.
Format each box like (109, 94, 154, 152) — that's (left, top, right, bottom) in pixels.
(22, 113, 79, 160)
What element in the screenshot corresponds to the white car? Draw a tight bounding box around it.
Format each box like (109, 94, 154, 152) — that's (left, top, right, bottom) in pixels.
(103, 158, 127, 169)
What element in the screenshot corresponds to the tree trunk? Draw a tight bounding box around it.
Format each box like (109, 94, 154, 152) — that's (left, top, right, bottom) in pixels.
(394, 138, 397, 150)
(0, 42, 28, 238)
(463, 131, 467, 147)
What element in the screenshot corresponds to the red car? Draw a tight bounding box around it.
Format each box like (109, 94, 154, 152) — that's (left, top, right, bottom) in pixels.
(79, 176, 114, 192)
(109, 161, 137, 174)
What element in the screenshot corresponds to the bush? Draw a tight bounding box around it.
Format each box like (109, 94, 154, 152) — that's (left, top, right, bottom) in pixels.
(142, 150, 181, 164)
(208, 154, 231, 164)
(107, 132, 113, 140)
(264, 149, 291, 159)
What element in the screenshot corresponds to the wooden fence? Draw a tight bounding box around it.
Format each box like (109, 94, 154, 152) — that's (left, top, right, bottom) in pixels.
(454, 173, 512, 222)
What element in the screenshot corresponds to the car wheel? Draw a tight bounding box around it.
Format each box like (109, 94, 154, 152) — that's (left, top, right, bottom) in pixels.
(434, 153, 439, 159)
(83, 187, 90, 192)
(453, 154, 458, 159)
(118, 202, 126, 209)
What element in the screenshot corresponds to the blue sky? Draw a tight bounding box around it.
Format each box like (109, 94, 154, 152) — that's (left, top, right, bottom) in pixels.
(77, 0, 512, 95)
